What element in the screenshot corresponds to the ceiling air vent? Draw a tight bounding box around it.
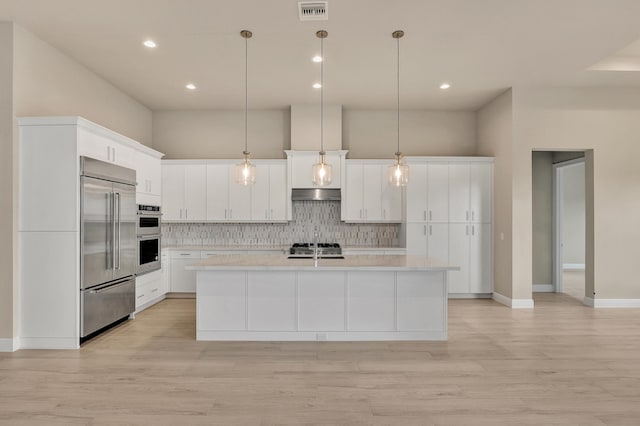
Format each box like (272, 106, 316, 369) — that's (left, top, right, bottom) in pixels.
(298, 2, 328, 21)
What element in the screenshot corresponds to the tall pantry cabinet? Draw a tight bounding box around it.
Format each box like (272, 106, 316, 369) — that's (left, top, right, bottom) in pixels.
(404, 157, 493, 296)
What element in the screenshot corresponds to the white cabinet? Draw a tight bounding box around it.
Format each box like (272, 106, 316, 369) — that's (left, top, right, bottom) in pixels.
(206, 161, 287, 222)
(343, 161, 402, 222)
(448, 223, 492, 294)
(247, 271, 297, 331)
(135, 150, 162, 205)
(449, 162, 492, 223)
(135, 270, 166, 311)
(162, 164, 207, 221)
(405, 223, 449, 263)
(169, 250, 200, 293)
(405, 163, 448, 223)
(77, 127, 135, 169)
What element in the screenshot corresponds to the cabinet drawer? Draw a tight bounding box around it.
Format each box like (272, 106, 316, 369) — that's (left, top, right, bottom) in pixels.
(169, 250, 200, 259)
(201, 250, 247, 258)
(136, 278, 163, 308)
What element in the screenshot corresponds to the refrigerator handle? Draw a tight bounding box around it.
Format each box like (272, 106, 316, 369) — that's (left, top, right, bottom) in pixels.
(111, 192, 116, 271)
(115, 192, 121, 270)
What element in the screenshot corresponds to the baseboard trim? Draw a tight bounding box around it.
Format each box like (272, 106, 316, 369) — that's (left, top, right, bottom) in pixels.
(533, 284, 554, 293)
(563, 263, 585, 271)
(0, 337, 20, 352)
(584, 297, 640, 308)
(19, 337, 79, 350)
(448, 293, 493, 299)
(493, 292, 535, 309)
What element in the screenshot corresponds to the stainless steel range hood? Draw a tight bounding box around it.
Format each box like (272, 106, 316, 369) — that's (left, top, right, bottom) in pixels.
(291, 188, 341, 201)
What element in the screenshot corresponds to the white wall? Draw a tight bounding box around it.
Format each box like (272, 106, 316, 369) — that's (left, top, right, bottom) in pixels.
(561, 162, 585, 266)
(513, 87, 640, 300)
(532, 151, 553, 285)
(13, 24, 152, 146)
(476, 90, 513, 299)
(153, 109, 476, 159)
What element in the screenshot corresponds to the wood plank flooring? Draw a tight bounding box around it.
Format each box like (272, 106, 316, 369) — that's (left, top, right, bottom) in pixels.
(2, 294, 640, 425)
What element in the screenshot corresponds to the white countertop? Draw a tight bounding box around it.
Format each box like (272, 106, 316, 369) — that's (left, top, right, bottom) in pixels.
(163, 245, 404, 252)
(187, 254, 458, 272)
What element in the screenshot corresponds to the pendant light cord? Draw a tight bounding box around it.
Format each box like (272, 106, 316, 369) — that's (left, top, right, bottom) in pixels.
(396, 35, 400, 156)
(244, 33, 248, 154)
(320, 35, 324, 154)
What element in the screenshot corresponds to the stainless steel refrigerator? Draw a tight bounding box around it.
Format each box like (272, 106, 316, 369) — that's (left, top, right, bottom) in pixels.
(80, 157, 137, 338)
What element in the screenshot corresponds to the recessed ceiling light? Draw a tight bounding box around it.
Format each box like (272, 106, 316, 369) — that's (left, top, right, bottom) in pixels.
(185, 83, 197, 90)
(440, 82, 451, 90)
(143, 39, 157, 48)
(312, 55, 323, 63)
(312, 82, 322, 89)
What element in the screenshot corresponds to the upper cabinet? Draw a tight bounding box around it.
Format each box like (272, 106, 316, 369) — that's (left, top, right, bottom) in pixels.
(449, 162, 492, 223)
(164, 160, 287, 223)
(135, 149, 162, 205)
(405, 162, 449, 223)
(162, 164, 207, 221)
(342, 161, 402, 223)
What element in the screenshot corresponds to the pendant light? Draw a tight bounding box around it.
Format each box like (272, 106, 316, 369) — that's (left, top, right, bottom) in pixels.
(312, 30, 332, 187)
(235, 30, 256, 186)
(388, 30, 409, 187)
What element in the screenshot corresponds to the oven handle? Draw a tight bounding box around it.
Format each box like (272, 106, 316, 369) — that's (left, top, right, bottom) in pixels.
(137, 234, 161, 241)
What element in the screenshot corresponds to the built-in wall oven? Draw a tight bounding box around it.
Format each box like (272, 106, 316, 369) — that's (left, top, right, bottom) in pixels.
(136, 205, 161, 275)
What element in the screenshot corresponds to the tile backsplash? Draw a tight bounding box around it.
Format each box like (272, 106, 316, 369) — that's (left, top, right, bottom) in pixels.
(162, 201, 399, 247)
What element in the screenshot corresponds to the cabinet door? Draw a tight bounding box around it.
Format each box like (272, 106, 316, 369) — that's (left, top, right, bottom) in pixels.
(381, 174, 402, 222)
(470, 163, 492, 223)
(184, 165, 207, 221)
(344, 164, 364, 221)
(148, 157, 162, 197)
(112, 143, 135, 170)
(362, 165, 383, 221)
(162, 164, 185, 221)
(449, 164, 471, 223)
(469, 223, 492, 293)
(405, 223, 428, 256)
(268, 164, 287, 221)
(427, 164, 449, 222)
(427, 223, 449, 263)
(206, 164, 229, 220)
(228, 166, 251, 221)
(448, 224, 470, 294)
(170, 258, 197, 292)
(251, 164, 271, 221)
(405, 164, 428, 222)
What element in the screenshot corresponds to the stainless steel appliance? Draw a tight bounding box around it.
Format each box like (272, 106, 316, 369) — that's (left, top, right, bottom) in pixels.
(288, 243, 343, 259)
(136, 204, 161, 275)
(80, 157, 137, 338)
(291, 188, 341, 201)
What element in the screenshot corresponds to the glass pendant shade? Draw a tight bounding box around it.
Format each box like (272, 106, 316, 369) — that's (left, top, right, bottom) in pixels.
(235, 151, 256, 186)
(312, 152, 332, 187)
(388, 153, 409, 187)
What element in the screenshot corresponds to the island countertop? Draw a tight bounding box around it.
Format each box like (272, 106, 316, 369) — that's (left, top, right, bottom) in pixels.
(186, 254, 459, 272)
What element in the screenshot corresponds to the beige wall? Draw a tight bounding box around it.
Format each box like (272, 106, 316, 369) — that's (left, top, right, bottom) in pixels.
(13, 25, 152, 145)
(343, 110, 476, 158)
(153, 109, 290, 159)
(513, 87, 640, 300)
(561, 161, 585, 266)
(0, 22, 16, 342)
(154, 109, 476, 160)
(532, 151, 553, 285)
(476, 90, 513, 299)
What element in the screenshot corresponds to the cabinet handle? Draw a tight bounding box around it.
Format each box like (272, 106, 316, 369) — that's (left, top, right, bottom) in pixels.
(229, 209, 232, 219)
(429, 210, 433, 221)
(424, 210, 427, 221)
(185, 209, 188, 220)
(423, 225, 427, 236)
(429, 225, 432, 236)
(137, 294, 145, 299)
(383, 209, 386, 220)
(472, 225, 475, 236)
(466, 225, 469, 236)
(179, 209, 182, 219)
(151, 288, 158, 293)
(106, 146, 111, 162)
(365, 209, 367, 219)
(180, 253, 190, 256)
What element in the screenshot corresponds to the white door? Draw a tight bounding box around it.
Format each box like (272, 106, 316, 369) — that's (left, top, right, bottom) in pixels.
(427, 223, 449, 263)
(469, 223, 493, 293)
(405, 223, 428, 256)
(362, 164, 382, 221)
(227, 166, 251, 221)
(251, 164, 271, 221)
(268, 164, 288, 221)
(206, 164, 229, 221)
(344, 164, 364, 221)
(405, 164, 428, 222)
(448, 223, 470, 293)
(449, 163, 470, 223)
(184, 165, 207, 221)
(427, 163, 449, 222)
(162, 164, 185, 221)
(470, 163, 493, 223)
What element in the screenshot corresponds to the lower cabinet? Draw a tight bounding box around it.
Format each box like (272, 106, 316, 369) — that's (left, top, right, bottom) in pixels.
(135, 269, 166, 311)
(169, 250, 200, 293)
(448, 223, 492, 294)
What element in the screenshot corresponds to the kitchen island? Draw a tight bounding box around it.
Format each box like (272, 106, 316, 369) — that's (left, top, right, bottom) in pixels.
(187, 255, 458, 341)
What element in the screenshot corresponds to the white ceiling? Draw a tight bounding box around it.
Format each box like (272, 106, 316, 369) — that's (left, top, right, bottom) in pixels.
(3, 0, 640, 111)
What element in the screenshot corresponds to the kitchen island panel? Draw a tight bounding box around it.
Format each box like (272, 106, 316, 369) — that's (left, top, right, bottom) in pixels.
(347, 272, 396, 331)
(247, 271, 296, 331)
(197, 271, 246, 330)
(397, 272, 447, 331)
(298, 272, 346, 331)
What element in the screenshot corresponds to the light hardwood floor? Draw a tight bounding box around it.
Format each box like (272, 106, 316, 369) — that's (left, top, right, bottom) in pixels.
(2, 295, 640, 425)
